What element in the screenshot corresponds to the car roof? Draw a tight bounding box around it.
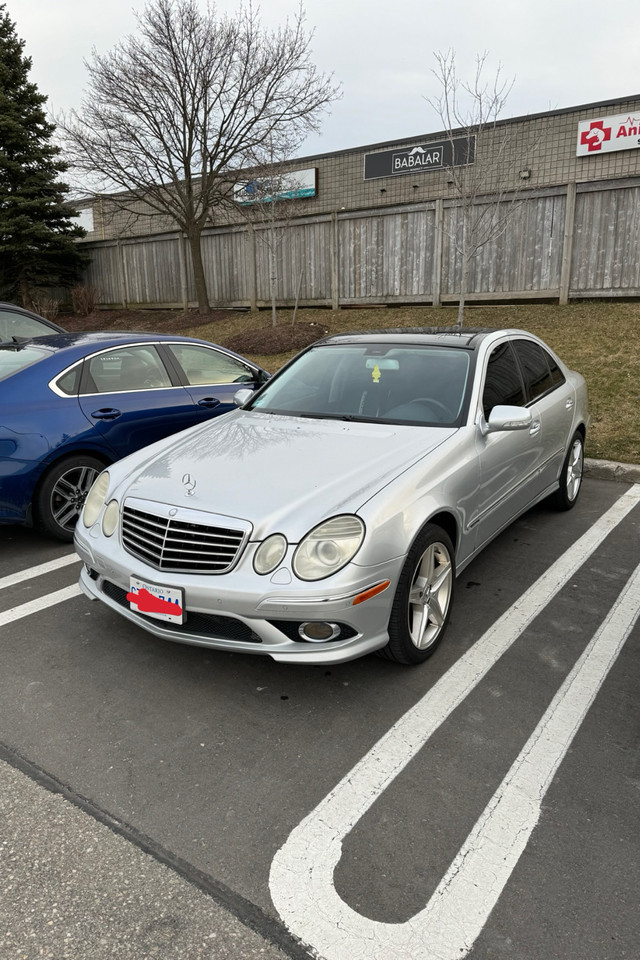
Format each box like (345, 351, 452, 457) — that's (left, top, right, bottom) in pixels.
(315, 327, 502, 350)
(9, 330, 222, 356)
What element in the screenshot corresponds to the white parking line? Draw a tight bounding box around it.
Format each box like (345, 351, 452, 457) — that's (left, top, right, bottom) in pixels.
(0, 553, 80, 592)
(0, 584, 82, 627)
(270, 485, 640, 960)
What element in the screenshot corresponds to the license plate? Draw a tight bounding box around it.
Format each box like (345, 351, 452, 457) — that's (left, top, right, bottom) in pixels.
(127, 577, 185, 624)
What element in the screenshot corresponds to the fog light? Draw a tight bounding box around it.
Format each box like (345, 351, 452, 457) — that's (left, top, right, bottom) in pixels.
(298, 621, 341, 642)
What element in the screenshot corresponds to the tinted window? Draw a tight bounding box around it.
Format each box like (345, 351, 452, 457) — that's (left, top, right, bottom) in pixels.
(513, 339, 557, 402)
(56, 365, 82, 396)
(482, 343, 525, 418)
(547, 352, 566, 388)
(167, 343, 254, 385)
(85, 345, 172, 393)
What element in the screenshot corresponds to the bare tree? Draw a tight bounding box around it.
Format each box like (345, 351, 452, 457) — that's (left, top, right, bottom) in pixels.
(427, 50, 532, 326)
(59, 0, 339, 315)
(235, 138, 311, 326)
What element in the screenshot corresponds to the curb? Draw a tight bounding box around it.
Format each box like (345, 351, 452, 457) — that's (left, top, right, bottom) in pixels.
(584, 458, 640, 484)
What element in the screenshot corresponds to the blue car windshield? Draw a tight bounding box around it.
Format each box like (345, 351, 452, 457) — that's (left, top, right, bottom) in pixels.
(0, 344, 49, 382)
(250, 344, 471, 425)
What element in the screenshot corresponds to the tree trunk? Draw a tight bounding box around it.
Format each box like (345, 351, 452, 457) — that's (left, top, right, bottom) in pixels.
(19, 276, 30, 309)
(186, 227, 211, 315)
(457, 208, 470, 328)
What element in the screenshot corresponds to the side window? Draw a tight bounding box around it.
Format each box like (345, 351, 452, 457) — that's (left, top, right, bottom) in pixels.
(546, 351, 566, 388)
(167, 343, 254, 385)
(0, 310, 54, 340)
(85, 345, 172, 393)
(512, 339, 557, 402)
(482, 342, 525, 419)
(55, 364, 82, 396)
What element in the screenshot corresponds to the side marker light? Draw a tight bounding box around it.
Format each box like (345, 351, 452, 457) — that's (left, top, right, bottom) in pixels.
(352, 580, 391, 606)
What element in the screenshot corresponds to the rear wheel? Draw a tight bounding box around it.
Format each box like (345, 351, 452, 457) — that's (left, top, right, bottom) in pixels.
(551, 432, 584, 511)
(34, 455, 104, 541)
(379, 524, 455, 665)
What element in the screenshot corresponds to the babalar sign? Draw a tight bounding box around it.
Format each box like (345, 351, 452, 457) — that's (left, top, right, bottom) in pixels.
(364, 136, 474, 180)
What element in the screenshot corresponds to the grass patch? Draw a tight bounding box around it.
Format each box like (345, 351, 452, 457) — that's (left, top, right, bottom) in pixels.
(67, 301, 640, 464)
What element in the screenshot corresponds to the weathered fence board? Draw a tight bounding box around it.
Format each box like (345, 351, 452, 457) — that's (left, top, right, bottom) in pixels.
(78, 180, 640, 309)
(571, 185, 640, 292)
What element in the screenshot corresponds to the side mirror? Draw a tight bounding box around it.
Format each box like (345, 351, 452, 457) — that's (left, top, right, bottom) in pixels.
(233, 387, 254, 407)
(482, 405, 532, 435)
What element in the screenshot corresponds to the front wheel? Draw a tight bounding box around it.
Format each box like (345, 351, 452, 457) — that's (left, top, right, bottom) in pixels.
(34, 455, 105, 541)
(379, 524, 455, 665)
(550, 432, 584, 511)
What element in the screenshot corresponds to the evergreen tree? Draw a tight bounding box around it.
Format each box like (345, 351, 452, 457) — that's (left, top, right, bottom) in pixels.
(0, 4, 88, 304)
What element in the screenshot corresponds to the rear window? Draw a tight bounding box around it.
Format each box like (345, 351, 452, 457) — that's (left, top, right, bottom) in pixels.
(0, 345, 48, 382)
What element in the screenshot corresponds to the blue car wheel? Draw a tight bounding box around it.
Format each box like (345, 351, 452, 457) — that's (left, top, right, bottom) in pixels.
(34, 455, 105, 541)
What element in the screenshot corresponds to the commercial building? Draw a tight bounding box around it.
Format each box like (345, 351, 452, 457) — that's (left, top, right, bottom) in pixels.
(77, 94, 640, 308)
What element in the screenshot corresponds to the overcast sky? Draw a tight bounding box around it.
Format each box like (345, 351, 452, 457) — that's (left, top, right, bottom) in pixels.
(8, 0, 640, 159)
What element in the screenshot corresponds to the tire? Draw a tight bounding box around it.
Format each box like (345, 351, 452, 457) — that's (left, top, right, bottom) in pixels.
(550, 431, 584, 511)
(34, 455, 105, 541)
(379, 524, 455, 665)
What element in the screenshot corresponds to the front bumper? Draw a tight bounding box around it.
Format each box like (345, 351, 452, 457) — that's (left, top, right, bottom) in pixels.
(75, 526, 405, 665)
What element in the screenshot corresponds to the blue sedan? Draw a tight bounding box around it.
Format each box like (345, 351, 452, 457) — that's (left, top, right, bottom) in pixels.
(0, 331, 269, 540)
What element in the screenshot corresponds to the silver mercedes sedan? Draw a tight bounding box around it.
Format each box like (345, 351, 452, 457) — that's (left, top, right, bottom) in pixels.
(74, 328, 589, 666)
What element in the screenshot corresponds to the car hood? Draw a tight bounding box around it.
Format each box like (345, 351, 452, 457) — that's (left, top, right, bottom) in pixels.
(115, 410, 455, 540)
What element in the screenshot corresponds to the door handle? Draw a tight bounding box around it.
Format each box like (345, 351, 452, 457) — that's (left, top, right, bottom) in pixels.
(565, 398, 574, 410)
(529, 420, 541, 436)
(197, 397, 221, 408)
(91, 408, 121, 421)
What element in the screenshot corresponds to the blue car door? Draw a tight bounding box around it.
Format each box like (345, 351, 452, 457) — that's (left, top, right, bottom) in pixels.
(77, 343, 205, 459)
(161, 342, 262, 419)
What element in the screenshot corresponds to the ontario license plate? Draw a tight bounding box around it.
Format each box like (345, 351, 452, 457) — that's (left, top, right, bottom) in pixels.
(127, 577, 185, 624)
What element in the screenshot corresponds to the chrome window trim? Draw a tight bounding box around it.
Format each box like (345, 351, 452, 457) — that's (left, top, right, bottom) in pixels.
(48, 340, 260, 398)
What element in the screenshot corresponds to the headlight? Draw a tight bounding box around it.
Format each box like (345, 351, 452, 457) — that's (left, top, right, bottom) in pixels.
(254, 533, 288, 575)
(102, 499, 119, 537)
(293, 515, 365, 581)
(82, 471, 110, 527)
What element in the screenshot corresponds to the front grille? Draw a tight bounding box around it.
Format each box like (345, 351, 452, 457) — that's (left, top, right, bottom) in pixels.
(122, 502, 249, 574)
(102, 580, 262, 643)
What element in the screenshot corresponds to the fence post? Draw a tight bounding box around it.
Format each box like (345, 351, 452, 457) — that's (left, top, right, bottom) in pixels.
(117, 241, 128, 308)
(432, 199, 444, 307)
(246, 222, 257, 311)
(559, 181, 577, 305)
(331, 212, 339, 310)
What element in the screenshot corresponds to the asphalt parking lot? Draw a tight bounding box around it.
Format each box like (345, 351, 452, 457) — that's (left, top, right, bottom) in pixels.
(1, 476, 639, 960)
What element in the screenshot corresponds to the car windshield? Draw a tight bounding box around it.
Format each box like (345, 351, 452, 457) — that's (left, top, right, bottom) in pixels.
(0, 344, 48, 381)
(249, 344, 471, 425)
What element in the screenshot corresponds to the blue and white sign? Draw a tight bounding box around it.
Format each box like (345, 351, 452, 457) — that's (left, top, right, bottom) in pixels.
(234, 168, 317, 204)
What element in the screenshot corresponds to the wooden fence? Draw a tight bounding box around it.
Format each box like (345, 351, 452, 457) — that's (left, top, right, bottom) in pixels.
(80, 177, 640, 310)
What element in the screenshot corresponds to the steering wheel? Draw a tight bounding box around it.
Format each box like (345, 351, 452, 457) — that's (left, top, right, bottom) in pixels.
(412, 398, 455, 420)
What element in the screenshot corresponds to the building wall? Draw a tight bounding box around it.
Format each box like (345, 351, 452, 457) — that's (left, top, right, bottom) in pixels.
(76, 95, 640, 306)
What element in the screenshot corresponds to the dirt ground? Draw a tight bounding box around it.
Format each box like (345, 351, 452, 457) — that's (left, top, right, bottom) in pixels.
(61, 307, 327, 356)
